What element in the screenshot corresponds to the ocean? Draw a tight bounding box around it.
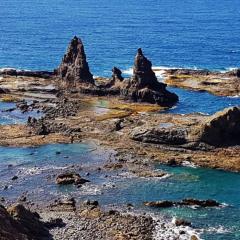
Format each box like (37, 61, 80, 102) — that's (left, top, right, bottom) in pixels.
(0, 0, 239, 75)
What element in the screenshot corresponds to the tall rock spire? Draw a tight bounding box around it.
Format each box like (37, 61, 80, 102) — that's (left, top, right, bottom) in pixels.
(131, 48, 165, 90)
(121, 48, 178, 106)
(56, 36, 94, 85)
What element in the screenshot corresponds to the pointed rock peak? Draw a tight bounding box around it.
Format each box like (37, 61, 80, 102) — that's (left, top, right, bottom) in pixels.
(132, 48, 158, 89)
(137, 48, 143, 56)
(112, 67, 124, 82)
(56, 36, 94, 85)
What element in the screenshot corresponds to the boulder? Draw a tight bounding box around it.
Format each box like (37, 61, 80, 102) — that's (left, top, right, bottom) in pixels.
(174, 218, 192, 227)
(198, 106, 240, 146)
(7, 204, 49, 239)
(130, 126, 187, 145)
(56, 36, 94, 86)
(0, 204, 50, 240)
(120, 48, 178, 106)
(0, 205, 27, 240)
(56, 172, 89, 185)
(0, 88, 8, 94)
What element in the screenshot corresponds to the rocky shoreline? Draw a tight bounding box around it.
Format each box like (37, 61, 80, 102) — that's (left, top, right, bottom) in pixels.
(164, 68, 240, 96)
(0, 36, 240, 239)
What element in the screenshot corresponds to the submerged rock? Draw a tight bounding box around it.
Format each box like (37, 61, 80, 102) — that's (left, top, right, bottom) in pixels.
(180, 198, 220, 207)
(144, 198, 220, 208)
(144, 200, 174, 208)
(197, 106, 240, 146)
(56, 172, 89, 185)
(56, 36, 94, 86)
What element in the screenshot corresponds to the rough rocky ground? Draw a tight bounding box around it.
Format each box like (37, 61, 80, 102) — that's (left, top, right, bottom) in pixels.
(164, 68, 240, 96)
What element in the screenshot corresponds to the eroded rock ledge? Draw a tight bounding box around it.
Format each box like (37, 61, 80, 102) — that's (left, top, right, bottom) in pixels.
(131, 106, 240, 148)
(164, 68, 240, 96)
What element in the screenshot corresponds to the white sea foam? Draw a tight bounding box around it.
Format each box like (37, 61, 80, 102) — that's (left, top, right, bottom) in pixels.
(0, 67, 31, 72)
(122, 66, 174, 77)
(205, 225, 231, 234)
(219, 67, 238, 73)
(181, 161, 198, 168)
(153, 215, 202, 240)
(18, 165, 69, 176)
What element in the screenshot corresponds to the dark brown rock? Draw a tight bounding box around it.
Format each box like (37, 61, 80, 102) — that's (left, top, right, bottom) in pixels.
(236, 69, 240, 78)
(180, 199, 220, 207)
(56, 172, 89, 185)
(56, 36, 94, 86)
(112, 66, 124, 82)
(0, 204, 50, 240)
(144, 198, 220, 209)
(175, 218, 192, 227)
(120, 48, 178, 106)
(198, 107, 240, 146)
(130, 126, 187, 145)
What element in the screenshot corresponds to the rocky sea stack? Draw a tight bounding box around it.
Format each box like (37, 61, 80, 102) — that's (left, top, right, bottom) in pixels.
(56, 36, 94, 86)
(120, 48, 178, 106)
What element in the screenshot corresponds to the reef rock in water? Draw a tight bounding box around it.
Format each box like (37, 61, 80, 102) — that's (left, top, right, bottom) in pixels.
(119, 48, 178, 106)
(55, 36, 94, 86)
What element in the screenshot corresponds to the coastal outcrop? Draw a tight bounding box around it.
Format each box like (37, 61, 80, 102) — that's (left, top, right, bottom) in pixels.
(55, 36, 94, 86)
(130, 126, 187, 145)
(197, 106, 240, 147)
(164, 68, 240, 96)
(0, 204, 50, 240)
(119, 48, 178, 106)
(131, 106, 240, 148)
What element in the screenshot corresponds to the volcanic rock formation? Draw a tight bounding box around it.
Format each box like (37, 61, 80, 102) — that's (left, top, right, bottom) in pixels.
(197, 106, 240, 146)
(0, 204, 50, 240)
(120, 48, 178, 106)
(56, 36, 94, 86)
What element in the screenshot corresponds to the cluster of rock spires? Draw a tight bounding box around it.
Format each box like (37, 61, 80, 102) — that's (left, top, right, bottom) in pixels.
(55, 36, 178, 107)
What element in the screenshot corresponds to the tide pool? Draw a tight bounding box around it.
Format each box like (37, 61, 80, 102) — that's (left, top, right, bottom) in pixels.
(0, 143, 240, 239)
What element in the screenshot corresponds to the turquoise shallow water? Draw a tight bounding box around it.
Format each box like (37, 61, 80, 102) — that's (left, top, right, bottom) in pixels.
(0, 143, 240, 239)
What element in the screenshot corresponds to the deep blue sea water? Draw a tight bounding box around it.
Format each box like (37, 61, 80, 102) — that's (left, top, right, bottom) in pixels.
(0, 0, 239, 75)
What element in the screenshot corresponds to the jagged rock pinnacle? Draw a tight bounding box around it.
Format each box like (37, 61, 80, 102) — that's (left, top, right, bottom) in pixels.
(56, 36, 94, 85)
